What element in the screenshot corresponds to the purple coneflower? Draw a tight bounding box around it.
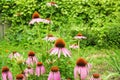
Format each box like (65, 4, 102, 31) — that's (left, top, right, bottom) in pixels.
(24, 66, 34, 77)
(90, 73, 101, 80)
(2, 66, 13, 80)
(74, 58, 91, 80)
(48, 66, 61, 80)
(29, 11, 44, 24)
(35, 62, 46, 76)
(69, 44, 79, 49)
(26, 51, 38, 66)
(44, 34, 57, 42)
(8, 51, 21, 59)
(50, 38, 71, 58)
(46, 2, 58, 8)
(74, 33, 87, 39)
(16, 74, 25, 80)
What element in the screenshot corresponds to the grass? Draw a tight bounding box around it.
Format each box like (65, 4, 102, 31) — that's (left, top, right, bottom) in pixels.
(0, 40, 120, 80)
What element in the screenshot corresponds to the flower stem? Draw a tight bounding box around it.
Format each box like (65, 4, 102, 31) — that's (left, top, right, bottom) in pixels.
(78, 40, 80, 56)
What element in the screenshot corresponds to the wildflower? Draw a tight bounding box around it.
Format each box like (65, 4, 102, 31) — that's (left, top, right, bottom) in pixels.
(74, 58, 91, 80)
(8, 51, 21, 59)
(5, 50, 9, 53)
(24, 66, 34, 77)
(16, 56, 25, 65)
(44, 34, 57, 42)
(2, 66, 13, 80)
(74, 33, 87, 40)
(26, 51, 38, 66)
(48, 66, 61, 80)
(16, 74, 25, 80)
(90, 73, 101, 80)
(29, 11, 44, 25)
(50, 38, 71, 58)
(35, 62, 46, 76)
(46, 2, 58, 8)
(67, 78, 71, 80)
(69, 44, 79, 49)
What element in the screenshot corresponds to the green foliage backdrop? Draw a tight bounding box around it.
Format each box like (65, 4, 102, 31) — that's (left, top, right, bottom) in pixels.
(0, 0, 120, 48)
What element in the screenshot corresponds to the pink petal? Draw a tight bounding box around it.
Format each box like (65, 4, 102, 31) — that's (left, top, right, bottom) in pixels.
(41, 66, 45, 74)
(74, 66, 79, 79)
(62, 48, 71, 57)
(79, 67, 88, 80)
(8, 72, 13, 80)
(48, 72, 54, 80)
(54, 72, 61, 80)
(58, 49, 61, 58)
(2, 72, 7, 80)
(36, 67, 40, 76)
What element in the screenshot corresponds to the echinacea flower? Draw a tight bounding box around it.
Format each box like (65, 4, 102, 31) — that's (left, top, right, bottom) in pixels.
(44, 34, 57, 42)
(8, 51, 21, 59)
(35, 62, 46, 76)
(67, 78, 71, 80)
(24, 66, 34, 77)
(29, 11, 44, 25)
(48, 66, 61, 80)
(90, 73, 101, 80)
(74, 33, 87, 40)
(69, 44, 79, 49)
(46, 2, 58, 8)
(26, 51, 38, 66)
(2, 66, 13, 80)
(16, 74, 25, 80)
(74, 58, 91, 80)
(50, 38, 71, 58)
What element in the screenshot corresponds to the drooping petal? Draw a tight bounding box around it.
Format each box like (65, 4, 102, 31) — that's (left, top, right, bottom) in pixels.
(7, 72, 13, 80)
(54, 72, 61, 80)
(36, 67, 40, 76)
(50, 47, 58, 55)
(61, 48, 67, 57)
(58, 48, 61, 58)
(79, 67, 88, 80)
(33, 56, 38, 64)
(48, 72, 54, 80)
(26, 57, 32, 65)
(62, 48, 71, 57)
(41, 66, 46, 74)
(74, 66, 79, 79)
(2, 72, 7, 80)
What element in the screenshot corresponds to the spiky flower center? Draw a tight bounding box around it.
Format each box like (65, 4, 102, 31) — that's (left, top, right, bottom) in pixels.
(37, 62, 43, 66)
(48, 34, 53, 37)
(27, 66, 31, 69)
(2, 66, 9, 72)
(28, 51, 35, 56)
(93, 73, 100, 78)
(76, 58, 87, 67)
(16, 74, 24, 79)
(51, 66, 59, 72)
(32, 11, 40, 19)
(13, 51, 17, 55)
(55, 38, 65, 48)
(67, 78, 71, 80)
(50, 2, 56, 4)
(77, 33, 82, 36)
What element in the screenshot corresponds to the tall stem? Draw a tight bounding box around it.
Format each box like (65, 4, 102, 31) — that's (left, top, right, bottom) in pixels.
(78, 40, 80, 56)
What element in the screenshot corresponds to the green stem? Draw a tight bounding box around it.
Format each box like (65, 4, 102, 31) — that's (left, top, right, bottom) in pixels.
(19, 64, 23, 71)
(78, 40, 80, 56)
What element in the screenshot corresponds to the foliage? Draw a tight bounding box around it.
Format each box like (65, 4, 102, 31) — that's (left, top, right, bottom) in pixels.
(0, 0, 120, 48)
